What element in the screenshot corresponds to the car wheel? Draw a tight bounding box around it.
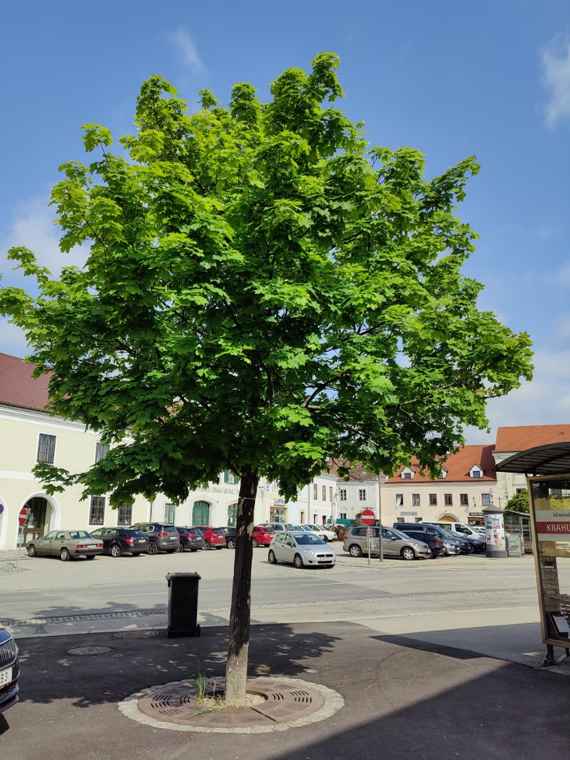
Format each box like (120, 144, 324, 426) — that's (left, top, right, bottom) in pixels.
(148, 543, 158, 554)
(293, 554, 304, 569)
(178, 543, 185, 552)
(268, 550, 277, 564)
(167, 549, 178, 554)
(27, 544, 36, 557)
(110, 544, 122, 558)
(349, 544, 363, 558)
(227, 539, 235, 549)
(467, 544, 475, 554)
(401, 546, 415, 561)
(60, 548, 70, 562)
(322, 536, 328, 542)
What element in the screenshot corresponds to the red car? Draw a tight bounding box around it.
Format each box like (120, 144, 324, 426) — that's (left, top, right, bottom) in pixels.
(195, 527, 226, 549)
(252, 525, 274, 547)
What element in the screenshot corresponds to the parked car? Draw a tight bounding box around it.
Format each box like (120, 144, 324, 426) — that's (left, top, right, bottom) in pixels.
(301, 524, 337, 542)
(437, 523, 486, 552)
(26, 530, 103, 561)
(344, 526, 431, 560)
(130, 523, 180, 553)
(90, 527, 149, 557)
(216, 526, 237, 548)
(194, 526, 226, 549)
(392, 523, 446, 558)
(265, 522, 287, 532)
(251, 525, 274, 547)
(0, 627, 19, 713)
(268, 531, 336, 568)
(176, 527, 206, 552)
(422, 523, 473, 554)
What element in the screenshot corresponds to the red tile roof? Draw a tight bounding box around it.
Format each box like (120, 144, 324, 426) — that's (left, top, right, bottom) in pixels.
(495, 425, 570, 452)
(385, 444, 496, 483)
(0, 353, 50, 412)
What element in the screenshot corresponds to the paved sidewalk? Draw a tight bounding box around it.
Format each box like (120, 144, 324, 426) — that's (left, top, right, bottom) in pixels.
(2, 621, 570, 759)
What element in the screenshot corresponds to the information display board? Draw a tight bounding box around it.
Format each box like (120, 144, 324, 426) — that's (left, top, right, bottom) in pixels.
(529, 477, 570, 649)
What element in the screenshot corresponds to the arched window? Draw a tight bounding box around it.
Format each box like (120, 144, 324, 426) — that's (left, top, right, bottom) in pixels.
(192, 501, 210, 526)
(470, 465, 482, 479)
(227, 502, 238, 528)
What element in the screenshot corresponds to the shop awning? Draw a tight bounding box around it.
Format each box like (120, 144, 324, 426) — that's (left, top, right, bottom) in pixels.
(496, 442, 570, 475)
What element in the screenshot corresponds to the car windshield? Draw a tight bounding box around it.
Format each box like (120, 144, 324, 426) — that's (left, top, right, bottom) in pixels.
(294, 533, 325, 545)
(286, 524, 303, 531)
(256, 526, 273, 533)
(391, 528, 411, 540)
(70, 531, 92, 539)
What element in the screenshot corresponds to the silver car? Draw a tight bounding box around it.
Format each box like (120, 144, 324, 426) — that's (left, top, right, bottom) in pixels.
(268, 531, 336, 569)
(343, 526, 431, 560)
(27, 530, 103, 561)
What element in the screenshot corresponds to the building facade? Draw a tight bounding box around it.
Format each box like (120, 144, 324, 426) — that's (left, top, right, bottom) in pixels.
(380, 445, 497, 526)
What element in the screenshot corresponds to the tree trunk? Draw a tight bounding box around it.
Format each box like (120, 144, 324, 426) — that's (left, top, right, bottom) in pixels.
(224, 470, 259, 705)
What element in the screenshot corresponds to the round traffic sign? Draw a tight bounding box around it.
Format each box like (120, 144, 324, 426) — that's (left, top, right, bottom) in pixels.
(359, 508, 376, 526)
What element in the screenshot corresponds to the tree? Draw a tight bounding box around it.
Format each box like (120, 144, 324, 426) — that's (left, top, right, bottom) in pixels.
(0, 53, 533, 704)
(505, 491, 529, 513)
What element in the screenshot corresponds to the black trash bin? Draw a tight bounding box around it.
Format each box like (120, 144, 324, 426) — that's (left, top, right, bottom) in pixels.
(166, 572, 201, 638)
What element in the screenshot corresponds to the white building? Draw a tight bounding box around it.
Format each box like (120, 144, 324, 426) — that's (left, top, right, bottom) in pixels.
(380, 445, 497, 526)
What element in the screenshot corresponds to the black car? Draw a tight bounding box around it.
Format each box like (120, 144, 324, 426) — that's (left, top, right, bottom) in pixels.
(90, 527, 149, 557)
(422, 523, 474, 554)
(176, 527, 205, 552)
(218, 526, 237, 548)
(0, 628, 19, 713)
(130, 523, 180, 553)
(392, 523, 446, 558)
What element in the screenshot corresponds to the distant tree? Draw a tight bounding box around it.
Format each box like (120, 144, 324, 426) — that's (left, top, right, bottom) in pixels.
(0, 53, 533, 704)
(505, 491, 529, 513)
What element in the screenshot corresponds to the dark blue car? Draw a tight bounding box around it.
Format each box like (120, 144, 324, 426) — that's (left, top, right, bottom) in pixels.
(0, 628, 19, 713)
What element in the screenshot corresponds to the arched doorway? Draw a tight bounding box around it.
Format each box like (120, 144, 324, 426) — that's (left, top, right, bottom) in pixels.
(17, 496, 52, 546)
(192, 500, 210, 526)
(227, 502, 238, 528)
(438, 513, 459, 524)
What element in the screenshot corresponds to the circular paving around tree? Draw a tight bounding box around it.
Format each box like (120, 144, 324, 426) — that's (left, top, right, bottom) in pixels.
(118, 676, 344, 734)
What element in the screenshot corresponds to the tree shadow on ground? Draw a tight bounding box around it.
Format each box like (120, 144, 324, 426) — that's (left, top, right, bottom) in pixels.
(13, 621, 341, 710)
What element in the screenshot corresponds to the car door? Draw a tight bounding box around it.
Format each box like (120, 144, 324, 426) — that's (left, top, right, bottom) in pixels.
(283, 534, 298, 563)
(51, 531, 66, 556)
(381, 528, 400, 557)
(35, 531, 56, 557)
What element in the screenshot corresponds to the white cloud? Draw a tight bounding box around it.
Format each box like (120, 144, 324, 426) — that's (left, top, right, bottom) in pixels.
(170, 27, 205, 73)
(2, 195, 88, 283)
(541, 35, 570, 127)
(465, 348, 570, 443)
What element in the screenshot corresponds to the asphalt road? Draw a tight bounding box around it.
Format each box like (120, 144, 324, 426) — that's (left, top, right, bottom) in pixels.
(2, 545, 558, 668)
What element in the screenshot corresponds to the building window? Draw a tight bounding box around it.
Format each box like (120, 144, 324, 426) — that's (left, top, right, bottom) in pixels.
(89, 496, 105, 526)
(412, 494, 420, 507)
(37, 433, 56, 464)
(358, 488, 366, 501)
(313, 513, 318, 523)
(300, 511, 305, 523)
(460, 493, 469, 506)
(470, 466, 482, 479)
(322, 485, 327, 501)
(329, 486, 333, 502)
(223, 470, 239, 485)
(313, 483, 318, 500)
(444, 494, 453, 507)
(164, 503, 176, 524)
(95, 442, 109, 463)
(396, 494, 404, 507)
(339, 488, 347, 502)
(401, 468, 413, 480)
(340, 512, 347, 520)
(118, 504, 132, 526)
(429, 494, 438, 506)
(516, 488, 525, 494)
(481, 493, 492, 507)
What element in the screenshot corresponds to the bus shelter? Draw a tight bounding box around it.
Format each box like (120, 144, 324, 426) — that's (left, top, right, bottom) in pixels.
(497, 442, 570, 665)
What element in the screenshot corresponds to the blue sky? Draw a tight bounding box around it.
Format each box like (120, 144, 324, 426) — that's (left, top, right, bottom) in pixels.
(1, 0, 569, 440)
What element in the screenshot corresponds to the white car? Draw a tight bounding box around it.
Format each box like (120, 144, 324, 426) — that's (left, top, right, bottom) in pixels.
(301, 524, 337, 542)
(268, 531, 336, 568)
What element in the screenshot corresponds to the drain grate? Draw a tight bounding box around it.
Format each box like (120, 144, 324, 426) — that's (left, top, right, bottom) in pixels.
(67, 646, 112, 656)
(120, 676, 344, 734)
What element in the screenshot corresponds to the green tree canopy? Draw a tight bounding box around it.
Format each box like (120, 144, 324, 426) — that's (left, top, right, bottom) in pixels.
(505, 490, 529, 513)
(0, 53, 533, 701)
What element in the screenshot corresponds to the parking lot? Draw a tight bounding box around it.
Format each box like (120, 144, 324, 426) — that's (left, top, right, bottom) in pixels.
(0, 543, 554, 667)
